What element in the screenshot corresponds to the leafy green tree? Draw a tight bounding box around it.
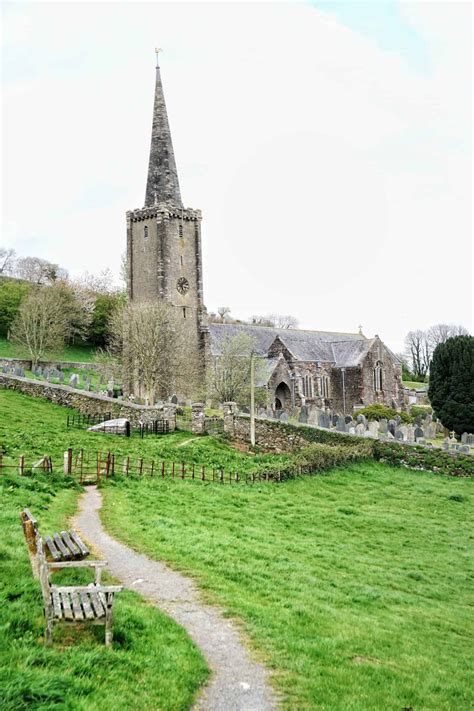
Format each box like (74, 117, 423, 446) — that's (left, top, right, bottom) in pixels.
(428, 336, 474, 434)
(0, 280, 31, 336)
(89, 292, 124, 346)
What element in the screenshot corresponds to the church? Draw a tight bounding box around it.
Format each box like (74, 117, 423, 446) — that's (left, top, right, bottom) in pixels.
(125, 56, 404, 415)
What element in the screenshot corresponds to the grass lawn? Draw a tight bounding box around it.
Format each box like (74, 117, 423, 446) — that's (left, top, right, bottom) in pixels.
(0, 389, 292, 474)
(403, 380, 428, 390)
(0, 469, 208, 710)
(0, 335, 96, 363)
(101, 466, 473, 710)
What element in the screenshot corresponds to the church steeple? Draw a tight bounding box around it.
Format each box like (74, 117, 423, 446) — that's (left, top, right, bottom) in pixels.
(144, 51, 183, 208)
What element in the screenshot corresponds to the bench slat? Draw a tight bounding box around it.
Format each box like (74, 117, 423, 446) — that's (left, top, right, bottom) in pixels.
(23, 508, 38, 527)
(70, 591, 84, 620)
(89, 591, 105, 618)
(44, 536, 61, 561)
(60, 531, 80, 558)
(53, 533, 72, 560)
(80, 592, 95, 620)
(60, 591, 74, 620)
(51, 590, 62, 619)
(69, 531, 89, 558)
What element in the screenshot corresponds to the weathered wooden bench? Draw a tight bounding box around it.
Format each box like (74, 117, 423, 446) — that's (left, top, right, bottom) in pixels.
(20, 509, 122, 646)
(20, 508, 90, 577)
(37, 537, 122, 646)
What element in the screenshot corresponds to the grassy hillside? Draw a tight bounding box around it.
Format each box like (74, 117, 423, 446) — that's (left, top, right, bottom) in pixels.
(0, 336, 96, 362)
(102, 466, 473, 710)
(0, 470, 208, 710)
(0, 389, 292, 474)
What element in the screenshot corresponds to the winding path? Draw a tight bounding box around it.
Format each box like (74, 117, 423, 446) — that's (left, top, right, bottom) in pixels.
(73, 486, 279, 711)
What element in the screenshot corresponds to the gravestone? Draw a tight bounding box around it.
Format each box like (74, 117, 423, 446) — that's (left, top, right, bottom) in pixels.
(349, 426, 356, 435)
(331, 414, 338, 427)
(258, 408, 267, 418)
(395, 429, 405, 441)
(368, 421, 379, 437)
(336, 416, 347, 432)
(318, 411, 331, 429)
(69, 373, 79, 387)
(442, 438, 449, 451)
(2, 365, 7, 373)
(307, 407, 320, 426)
(395, 415, 401, 426)
(406, 425, 415, 443)
(107, 379, 114, 398)
(461, 445, 470, 454)
(84, 382, 90, 391)
(88, 418, 130, 436)
(344, 415, 353, 424)
(299, 406, 308, 424)
(414, 426, 424, 441)
(280, 412, 289, 422)
(355, 423, 365, 436)
(388, 419, 396, 436)
(356, 414, 367, 425)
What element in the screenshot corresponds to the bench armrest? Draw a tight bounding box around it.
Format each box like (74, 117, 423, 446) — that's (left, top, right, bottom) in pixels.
(47, 560, 107, 584)
(47, 560, 107, 569)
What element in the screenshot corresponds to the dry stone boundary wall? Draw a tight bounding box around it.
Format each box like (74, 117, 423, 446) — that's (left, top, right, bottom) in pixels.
(0, 357, 100, 372)
(0, 373, 176, 428)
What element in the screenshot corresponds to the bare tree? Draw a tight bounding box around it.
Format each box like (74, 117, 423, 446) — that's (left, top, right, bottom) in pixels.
(109, 301, 199, 403)
(0, 248, 16, 275)
(248, 313, 299, 329)
(14, 256, 68, 284)
(11, 287, 69, 366)
(217, 306, 231, 323)
(54, 280, 95, 344)
(404, 330, 431, 380)
(428, 323, 470, 350)
(75, 268, 119, 295)
(207, 331, 267, 406)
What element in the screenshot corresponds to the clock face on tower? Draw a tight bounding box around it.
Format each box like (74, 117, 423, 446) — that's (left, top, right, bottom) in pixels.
(176, 277, 189, 295)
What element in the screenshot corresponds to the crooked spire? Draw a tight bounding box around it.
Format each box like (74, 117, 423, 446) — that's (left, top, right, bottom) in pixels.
(144, 52, 183, 208)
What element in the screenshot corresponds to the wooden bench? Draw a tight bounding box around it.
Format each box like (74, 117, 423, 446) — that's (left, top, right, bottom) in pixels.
(37, 537, 122, 646)
(20, 509, 123, 646)
(20, 508, 90, 578)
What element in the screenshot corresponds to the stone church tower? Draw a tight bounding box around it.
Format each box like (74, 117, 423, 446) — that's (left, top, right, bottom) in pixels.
(125, 55, 208, 395)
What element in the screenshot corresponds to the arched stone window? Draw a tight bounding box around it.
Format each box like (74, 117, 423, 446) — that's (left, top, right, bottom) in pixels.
(374, 361, 383, 391)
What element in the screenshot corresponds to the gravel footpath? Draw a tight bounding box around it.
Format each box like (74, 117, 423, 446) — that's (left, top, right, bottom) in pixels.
(74, 486, 279, 711)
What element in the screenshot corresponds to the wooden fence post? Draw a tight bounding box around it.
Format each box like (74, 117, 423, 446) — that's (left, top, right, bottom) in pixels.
(19, 455, 25, 476)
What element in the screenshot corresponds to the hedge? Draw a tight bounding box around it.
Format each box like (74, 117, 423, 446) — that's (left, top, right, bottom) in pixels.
(257, 441, 373, 481)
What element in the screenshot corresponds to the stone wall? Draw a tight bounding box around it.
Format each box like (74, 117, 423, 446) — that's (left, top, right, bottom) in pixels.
(232, 414, 310, 453)
(0, 373, 176, 428)
(0, 357, 100, 372)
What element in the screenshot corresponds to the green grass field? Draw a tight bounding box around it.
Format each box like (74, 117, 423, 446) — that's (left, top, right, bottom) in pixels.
(0, 335, 96, 363)
(0, 389, 291, 475)
(403, 380, 428, 390)
(101, 469, 473, 710)
(0, 469, 208, 710)
(1, 389, 473, 709)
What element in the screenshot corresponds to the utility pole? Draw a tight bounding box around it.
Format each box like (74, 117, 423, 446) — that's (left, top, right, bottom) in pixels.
(250, 352, 255, 446)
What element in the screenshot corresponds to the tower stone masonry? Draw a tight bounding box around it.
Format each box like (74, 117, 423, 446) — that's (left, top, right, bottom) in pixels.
(126, 56, 208, 396)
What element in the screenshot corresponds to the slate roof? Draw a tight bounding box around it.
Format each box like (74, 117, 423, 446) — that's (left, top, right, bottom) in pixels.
(209, 323, 370, 367)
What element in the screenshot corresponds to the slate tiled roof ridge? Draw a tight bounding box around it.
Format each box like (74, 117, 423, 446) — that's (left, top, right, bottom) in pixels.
(209, 322, 365, 341)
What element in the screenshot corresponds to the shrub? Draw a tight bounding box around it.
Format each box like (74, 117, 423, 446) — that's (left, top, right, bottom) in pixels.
(355, 404, 410, 423)
(409, 405, 433, 420)
(372, 440, 474, 478)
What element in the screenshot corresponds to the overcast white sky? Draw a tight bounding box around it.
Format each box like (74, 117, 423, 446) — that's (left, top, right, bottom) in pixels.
(1, 1, 472, 353)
